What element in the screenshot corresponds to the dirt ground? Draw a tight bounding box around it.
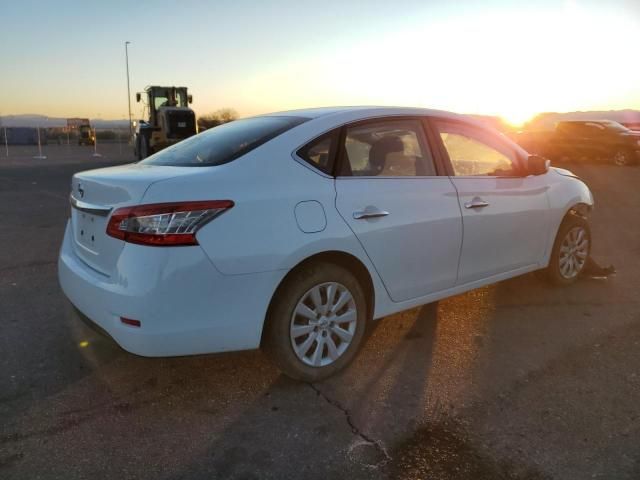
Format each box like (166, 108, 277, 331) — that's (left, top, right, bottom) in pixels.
(1, 143, 639, 479)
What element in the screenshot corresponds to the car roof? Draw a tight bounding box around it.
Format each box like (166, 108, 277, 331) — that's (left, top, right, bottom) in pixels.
(258, 105, 469, 122)
(255, 106, 529, 158)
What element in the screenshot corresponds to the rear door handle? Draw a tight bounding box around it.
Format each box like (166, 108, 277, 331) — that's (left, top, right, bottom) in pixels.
(464, 198, 490, 209)
(353, 206, 390, 219)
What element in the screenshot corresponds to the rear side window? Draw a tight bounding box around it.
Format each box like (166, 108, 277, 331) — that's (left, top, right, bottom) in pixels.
(296, 130, 338, 175)
(141, 116, 308, 167)
(340, 119, 436, 177)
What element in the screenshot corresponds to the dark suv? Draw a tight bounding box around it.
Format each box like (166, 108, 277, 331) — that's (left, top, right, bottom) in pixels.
(547, 120, 640, 166)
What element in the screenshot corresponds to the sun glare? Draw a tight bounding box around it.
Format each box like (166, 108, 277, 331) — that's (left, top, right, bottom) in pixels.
(6, 3, 637, 120)
(244, 4, 639, 123)
(500, 110, 536, 129)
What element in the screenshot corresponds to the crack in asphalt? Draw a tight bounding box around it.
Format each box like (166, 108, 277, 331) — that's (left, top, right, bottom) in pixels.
(308, 383, 391, 467)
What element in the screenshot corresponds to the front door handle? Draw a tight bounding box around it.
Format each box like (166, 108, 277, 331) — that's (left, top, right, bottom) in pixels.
(353, 206, 390, 219)
(464, 198, 490, 209)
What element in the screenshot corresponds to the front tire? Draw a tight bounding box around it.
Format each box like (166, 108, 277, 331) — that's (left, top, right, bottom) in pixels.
(263, 262, 369, 382)
(545, 215, 591, 285)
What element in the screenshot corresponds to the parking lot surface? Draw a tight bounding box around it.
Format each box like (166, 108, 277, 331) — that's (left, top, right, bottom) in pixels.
(1, 144, 639, 479)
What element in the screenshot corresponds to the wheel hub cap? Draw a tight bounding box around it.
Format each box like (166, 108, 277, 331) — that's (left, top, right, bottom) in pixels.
(559, 226, 589, 279)
(290, 282, 357, 367)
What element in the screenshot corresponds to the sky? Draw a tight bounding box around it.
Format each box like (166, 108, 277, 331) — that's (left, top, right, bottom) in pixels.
(1, 0, 639, 125)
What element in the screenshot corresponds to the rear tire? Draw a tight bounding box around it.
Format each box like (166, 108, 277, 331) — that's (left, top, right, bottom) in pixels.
(545, 214, 591, 286)
(612, 148, 634, 166)
(263, 262, 369, 382)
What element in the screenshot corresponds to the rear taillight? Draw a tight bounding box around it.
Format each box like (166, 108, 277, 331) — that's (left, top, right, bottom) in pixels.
(106, 200, 233, 246)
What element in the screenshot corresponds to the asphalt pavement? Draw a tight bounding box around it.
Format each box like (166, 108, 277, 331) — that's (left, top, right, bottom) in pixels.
(1, 144, 639, 479)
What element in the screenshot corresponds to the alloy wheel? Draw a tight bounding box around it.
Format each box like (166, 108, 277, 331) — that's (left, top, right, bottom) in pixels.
(290, 282, 357, 367)
(558, 226, 589, 279)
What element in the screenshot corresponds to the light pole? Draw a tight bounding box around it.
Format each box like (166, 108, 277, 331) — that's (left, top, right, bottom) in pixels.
(125, 41, 132, 140)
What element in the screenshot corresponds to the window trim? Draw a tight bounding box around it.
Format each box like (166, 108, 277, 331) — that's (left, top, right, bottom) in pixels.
(295, 129, 340, 177)
(334, 116, 444, 179)
(427, 117, 527, 178)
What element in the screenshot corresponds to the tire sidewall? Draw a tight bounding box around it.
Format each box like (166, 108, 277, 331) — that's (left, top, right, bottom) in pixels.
(547, 215, 591, 285)
(264, 262, 369, 382)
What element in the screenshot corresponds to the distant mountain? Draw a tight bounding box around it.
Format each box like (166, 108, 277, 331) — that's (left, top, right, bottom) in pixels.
(0, 114, 129, 129)
(3, 110, 639, 132)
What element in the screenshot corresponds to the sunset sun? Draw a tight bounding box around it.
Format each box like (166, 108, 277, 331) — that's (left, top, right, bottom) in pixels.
(500, 110, 536, 128)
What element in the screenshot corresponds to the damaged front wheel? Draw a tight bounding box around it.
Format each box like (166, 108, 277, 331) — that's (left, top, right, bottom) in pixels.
(545, 215, 591, 285)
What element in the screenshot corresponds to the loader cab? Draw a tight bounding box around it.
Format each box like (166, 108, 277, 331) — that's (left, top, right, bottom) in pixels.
(134, 85, 196, 160)
(137, 87, 193, 126)
(78, 124, 95, 146)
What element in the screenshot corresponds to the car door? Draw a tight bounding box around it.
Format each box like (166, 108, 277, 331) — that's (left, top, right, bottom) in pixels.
(581, 122, 609, 157)
(430, 118, 551, 285)
(334, 118, 463, 302)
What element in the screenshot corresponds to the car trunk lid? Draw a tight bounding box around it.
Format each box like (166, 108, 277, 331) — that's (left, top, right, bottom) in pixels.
(69, 163, 201, 275)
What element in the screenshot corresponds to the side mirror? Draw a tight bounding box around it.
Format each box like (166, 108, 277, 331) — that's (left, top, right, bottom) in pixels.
(136, 93, 141, 103)
(187, 94, 193, 104)
(527, 154, 550, 175)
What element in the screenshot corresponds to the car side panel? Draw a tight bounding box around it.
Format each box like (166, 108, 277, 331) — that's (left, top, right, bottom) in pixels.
(451, 174, 551, 283)
(140, 142, 394, 319)
(134, 117, 594, 327)
(335, 177, 462, 302)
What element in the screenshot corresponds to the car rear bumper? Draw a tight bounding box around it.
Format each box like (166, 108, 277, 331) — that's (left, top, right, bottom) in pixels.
(58, 221, 285, 357)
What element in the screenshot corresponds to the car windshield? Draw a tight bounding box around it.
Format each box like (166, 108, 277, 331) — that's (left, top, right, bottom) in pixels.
(140, 116, 308, 166)
(600, 121, 629, 132)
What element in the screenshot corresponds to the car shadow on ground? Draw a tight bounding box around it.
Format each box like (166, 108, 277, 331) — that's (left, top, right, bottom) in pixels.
(2, 302, 441, 478)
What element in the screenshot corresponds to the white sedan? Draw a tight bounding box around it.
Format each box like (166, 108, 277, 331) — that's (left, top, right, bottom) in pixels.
(58, 107, 594, 380)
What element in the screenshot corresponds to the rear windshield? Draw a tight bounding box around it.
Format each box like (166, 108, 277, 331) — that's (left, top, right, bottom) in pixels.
(140, 116, 308, 167)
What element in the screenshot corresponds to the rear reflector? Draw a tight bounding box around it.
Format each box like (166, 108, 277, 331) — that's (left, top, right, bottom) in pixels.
(120, 317, 141, 327)
(106, 200, 234, 246)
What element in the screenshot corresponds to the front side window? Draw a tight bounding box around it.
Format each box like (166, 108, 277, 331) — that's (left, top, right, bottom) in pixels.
(141, 116, 307, 167)
(340, 119, 435, 177)
(435, 121, 520, 177)
(581, 122, 606, 136)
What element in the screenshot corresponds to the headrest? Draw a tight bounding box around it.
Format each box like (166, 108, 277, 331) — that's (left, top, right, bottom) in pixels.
(369, 136, 404, 173)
